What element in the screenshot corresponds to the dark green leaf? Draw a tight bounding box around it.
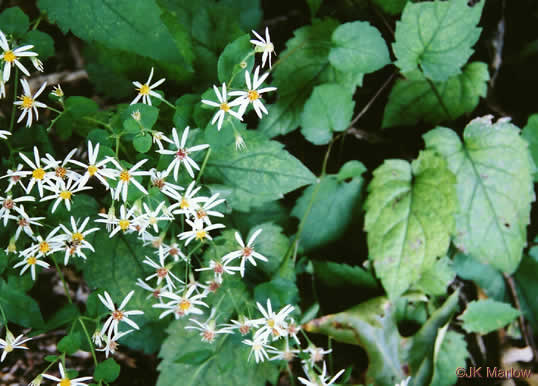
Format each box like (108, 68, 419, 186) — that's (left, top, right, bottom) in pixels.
(0, 7, 29, 37)
(313, 261, 378, 289)
(58, 332, 81, 355)
(133, 134, 153, 153)
(22, 30, 55, 59)
(0, 280, 45, 328)
(218, 34, 255, 89)
(522, 114, 538, 182)
(452, 253, 506, 301)
(94, 358, 121, 382)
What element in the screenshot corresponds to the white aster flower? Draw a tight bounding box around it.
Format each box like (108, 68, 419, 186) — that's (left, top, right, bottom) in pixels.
(143, 247, 183, 290)
(251, 27, 276, 69)
(195, 259, 239, 284)
(235, 133, 247, 152)
(149, 168, 184, 199)
(141, 202, 172, 233)
(253, 299, 295, 342)
(222, 229, 268, 277)
(287, 317, 301, 345)
(242, 337, 275, 363)
(95, 204, 137, 237)
(59, 216, 99, 265)
(12, 205, 44, 240)
(154, 285, 208, 319)
(201, 83, 243, 131)
(157, 126, 209, 180)
(98, 290, 144, 339)
(0, 330, 32, 362)
(16, 146, 53, 197)
(267, 339, 300, 362)
(42, 148, 80, 182)
(69, 141, 116, 189)
(192, 193, 225, 227)
(96, 329, 133, 358)
(229, 66, 277, 119)
(52, 84, 64, 97)
(0, 194, 34, 226)
(92, 329, 104, 348)
(178, 219, 225, 246)
(41, 177, 92, 213)
(135, 278, 165, 301)
(131, 67, 165, 106)
(13, 254, 50, 280)
(0, 129, 10, 139)
(303, 345, 332, 366)
(395, 377, 411, 386)
(31, 57, 44, 72)
(168, 180, 205, 218)
(42, 362, 93, 386)
(185, 311, 232, 343)
(298, 361, 345, 386)
(161, 242, 186, 262)
(107, 158, 149, 202)
(0, 31, 38, 81)
(222, 315, 262, 336)
(1, 164, 25, 192)
(13, 79, 47, 127)
(21, 227, 65, 258)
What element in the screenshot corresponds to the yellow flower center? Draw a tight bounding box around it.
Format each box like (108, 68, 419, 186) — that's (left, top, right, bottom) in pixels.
(27, 256, 37, 265)
(60, 190, 72, 200)
(72, 232, 84, 242)
(119, 170, 130, 182)
(32, 168, 45, 180)
(119, 219, 130, 231)
(247, 90, 259, 101)
(267, 319, 275, 328)
(88, 165, 98, 176)
(179, 299, 191, 312)
(149, 216, 157, 225)
(195, 230, 207, 240)
(220, 102, 230, 112)
(138, 84, 150, 95)
(4, 344, 13, 353)
(180, 198, 189, 209)
(20, 95, 34, 109)
(39, 242, 49, 254)
(3, 50, 15, 62)
(112, 310, 124, 320)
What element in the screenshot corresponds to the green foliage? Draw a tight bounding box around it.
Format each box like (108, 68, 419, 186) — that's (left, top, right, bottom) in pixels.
(383, 62, 489, 128)
(364, 150, 457, 299)
(57, 332, 81, 355)
(371, 0, 408, 15)
(452, 253, 507, 301)
(0, 7, 29, 37)
(393, 0, 484, 81)
(0, 280, 44, 328)
(94, 358, 121, 382)
(415, 256, 455, 296)
(514, 246, 538, 332)
(424, 116, 535, 273)
(313, 261, 378, 289)
(459, 299, 520, 334)
(218, 35, 255, 89)
(431, 330, 469, 386)
(522, 114, 538, 181)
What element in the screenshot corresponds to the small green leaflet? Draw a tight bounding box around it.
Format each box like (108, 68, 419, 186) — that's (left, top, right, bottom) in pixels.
(424, 116, 535, 273)
(459, 299, 520, 334)
(217, 34, 255, 89)
(522, 114, 538, 181)
(393, 0, 484, 81)
(383, 62, 489, 128)
(364, 150, 457, 299)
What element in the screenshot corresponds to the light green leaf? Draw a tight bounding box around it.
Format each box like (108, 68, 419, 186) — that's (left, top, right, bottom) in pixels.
(364, 150, 457, 299)
(337, 160, 367, 181)
(313, 261, 378, 289)
(522, 114, 538, 181)
(0, 7, 29, 37)
(415, 256, 455, 296)
(292, 168, 365, 251)
(38, 0, 190, 66)
(204, 130, 316, 211)
(304, 297, 405, 385)
(452, 253, 506, 301)
(424, 116, 535, 273)
(459, 299, 520, 334)
(123, 104, 159, 134)
(329, 21, 390, 75)
(393, 0, 484, 81)
(94, 358, 121, 382)
(300, 83, 355, 145)
(431, 331, 469, 386)
(383, 62, 489, 128)
(133, 134, 152, 153)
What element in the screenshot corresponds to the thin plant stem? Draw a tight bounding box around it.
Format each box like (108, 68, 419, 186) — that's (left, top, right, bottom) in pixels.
(195, 148, 212, 184)
(0, 303, 8, 325)
(79, 318, 98, 366)
(51, 255, 72, 304)
(9, 68, 19, 132)
(425, 77, 451, 119)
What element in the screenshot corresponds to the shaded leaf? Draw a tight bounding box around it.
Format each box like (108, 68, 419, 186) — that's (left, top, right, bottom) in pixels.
(313, 261, 378, 289)
(459, 299, 520, 334)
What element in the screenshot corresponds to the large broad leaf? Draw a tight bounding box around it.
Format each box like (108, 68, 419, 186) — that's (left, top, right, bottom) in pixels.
(459, 299, 520, 334)
(304, 297, 405, 385)
(204, 130, 316, 212)
(0, 279, 45, 329)
(393, 0, 484, 81)
(292, 162, 366, 251)
(157, 320, 279, 386)
(383, 62, 489, 128)
(415, 256, 455, 296)
(329, 21, 390, 74)
(364, 151, 457, 299)
(217, 34, 255, 89)
(260, 19, 338, 138)
(313, 261, 378, 289)
(424, 116, 535, 273)
(522, 114, 538, 181)
(452, 253, 507, 301)
(431, 330, 469, 386)
(38, 0, 191, 66)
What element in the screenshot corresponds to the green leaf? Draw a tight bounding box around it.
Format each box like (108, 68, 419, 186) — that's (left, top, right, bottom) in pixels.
(0, 249, 8, 275)
(337, 160, 368, 181)
(306, 0, 323, 17)
(133, 134, 153, 153)
(220, 0, 262, 31)
(38, 0, 190, 66)
(173, 94, 199, 129)
(204, 130, 316, 211)
(393, 0, 484, 81)
(452, 253, 506, 301)
(94, 358, 121, 382)
(459, 299, 520, 334)
(329, 21, 390, 75)
(158, 321, 279, 386)
(424, 116, 535, 273)
(46, 304, 80, 330)
(218, 34, 255, 89)
(372, 0, 408, 15)
(300, 83, 355, 145)
(57, 332, 81, 355)
(0, 7, 29, 37)
(22, 30, 55, 59)
(364, 150, 457, 299)
(0, 280, 45, 328)
(522, 114, 538, 182)
(291, 169, 365, 251)
(254, 277, 299, 311)
(304, 297, 405, 385)
(514, 249, 538, 332)
(123, 103, 159, 134)
(258, 93, 309, 138)
(313, 261, 378, 289)
(245, 223, 289, 275)
(431, 330, 469, 386)
(415, 256, 455, 296)
(382, 62, 489, 128)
